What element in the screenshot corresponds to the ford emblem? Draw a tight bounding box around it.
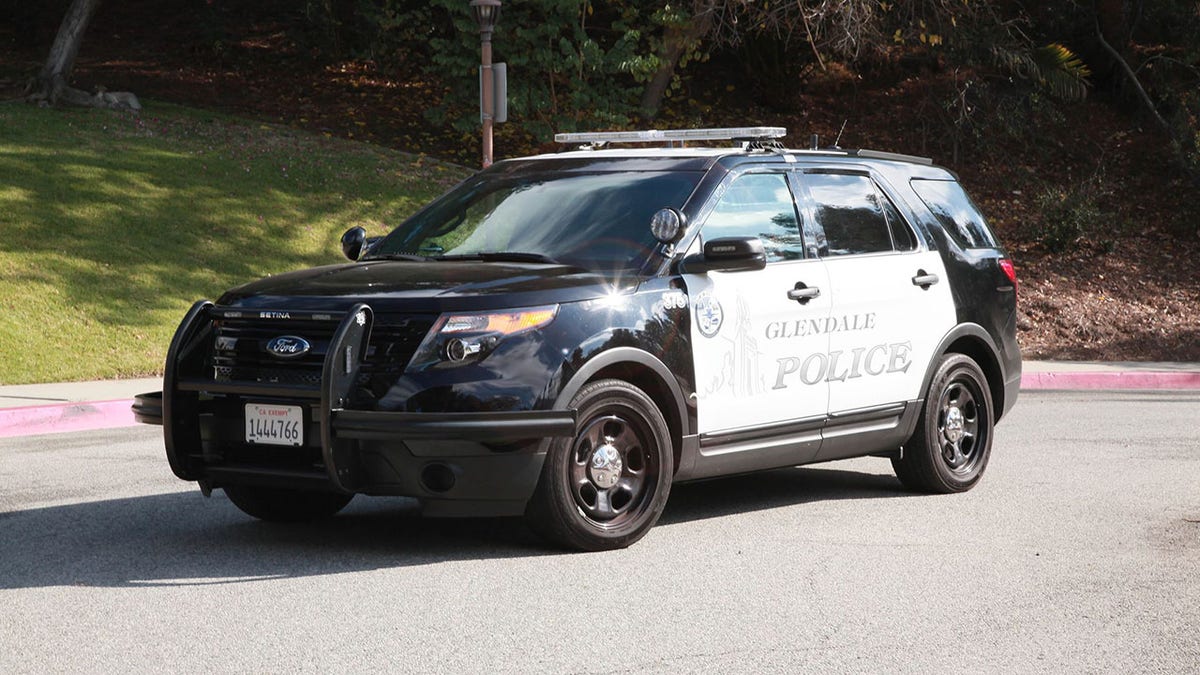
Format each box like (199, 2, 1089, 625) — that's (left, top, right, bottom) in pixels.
(265, 335, 311, 359)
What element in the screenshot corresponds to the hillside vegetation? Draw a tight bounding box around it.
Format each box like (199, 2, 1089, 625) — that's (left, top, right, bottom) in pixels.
(0, 103, 468, 384)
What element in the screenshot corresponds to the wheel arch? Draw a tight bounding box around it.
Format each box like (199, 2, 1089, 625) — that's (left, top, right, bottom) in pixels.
(923, 324, 1008, 422)
(553, 347, 690, 475)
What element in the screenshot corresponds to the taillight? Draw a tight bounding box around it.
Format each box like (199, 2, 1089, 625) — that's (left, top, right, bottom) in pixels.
(998, 258, 1018, 296)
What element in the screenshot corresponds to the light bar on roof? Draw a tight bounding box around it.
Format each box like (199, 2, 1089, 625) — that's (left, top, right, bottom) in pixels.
(554, 127, 787, 144)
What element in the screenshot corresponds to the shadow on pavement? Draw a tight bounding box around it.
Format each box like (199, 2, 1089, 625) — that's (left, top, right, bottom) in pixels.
(0, 463, 907, 589)
(660, 464, 908, 526)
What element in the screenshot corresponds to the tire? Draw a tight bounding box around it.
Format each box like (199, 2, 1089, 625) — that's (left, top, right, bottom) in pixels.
(892, 353, 994, 494)
(526, 379, 673, 551)
(223, 485, 354, 522)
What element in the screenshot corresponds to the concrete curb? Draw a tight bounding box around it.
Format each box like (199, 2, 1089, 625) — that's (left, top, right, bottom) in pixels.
(1019, 371, 1200, 391)
(0, 399, 137, 439)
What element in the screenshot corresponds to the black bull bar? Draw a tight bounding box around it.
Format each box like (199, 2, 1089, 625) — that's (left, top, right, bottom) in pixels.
(132, 300, 576, 494)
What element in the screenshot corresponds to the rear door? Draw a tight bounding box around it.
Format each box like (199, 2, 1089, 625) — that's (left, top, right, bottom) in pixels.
(795, 169, 956, 414)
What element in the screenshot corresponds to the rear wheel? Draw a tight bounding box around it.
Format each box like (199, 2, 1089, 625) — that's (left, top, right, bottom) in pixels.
(526, 379, 673, 551)
(223, 485, 353, 522)
(892, 353, 994, 493)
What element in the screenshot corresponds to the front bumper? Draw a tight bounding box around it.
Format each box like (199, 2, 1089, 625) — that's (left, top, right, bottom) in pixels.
(136, 300, 577, 516)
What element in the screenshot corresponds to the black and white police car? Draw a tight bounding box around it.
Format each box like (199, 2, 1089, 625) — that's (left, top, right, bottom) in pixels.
(135, 127, 1020, 551)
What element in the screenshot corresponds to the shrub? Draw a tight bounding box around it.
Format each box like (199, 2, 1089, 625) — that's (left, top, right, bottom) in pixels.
(1035, 176, 1111, 253)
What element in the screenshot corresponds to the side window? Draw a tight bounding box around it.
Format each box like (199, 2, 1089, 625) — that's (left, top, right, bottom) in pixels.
(704, 173, 805, 262)
(805, 173, 895, 256)
(910, 178, 998, 249)
(876, 185, 917, 251)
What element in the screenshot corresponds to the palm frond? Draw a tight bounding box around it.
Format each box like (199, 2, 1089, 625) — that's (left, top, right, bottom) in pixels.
(994, 42, 1092, 102)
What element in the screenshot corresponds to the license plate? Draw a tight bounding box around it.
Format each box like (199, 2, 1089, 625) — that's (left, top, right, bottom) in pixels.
(245, 404, 304, 446)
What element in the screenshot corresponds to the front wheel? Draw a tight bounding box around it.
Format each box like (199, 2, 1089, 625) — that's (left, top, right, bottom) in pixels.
(526, 379, 673, 551)
(223, 485, 353, 522)
(892, 353, 994, 493)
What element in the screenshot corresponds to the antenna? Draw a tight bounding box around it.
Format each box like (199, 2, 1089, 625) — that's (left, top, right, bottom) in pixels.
(834, 119, 848, 148)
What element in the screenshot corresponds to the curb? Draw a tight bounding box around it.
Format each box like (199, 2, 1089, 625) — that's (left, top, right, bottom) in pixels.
(0, 399, 137, 439)
(1019, 372, 1200, 391)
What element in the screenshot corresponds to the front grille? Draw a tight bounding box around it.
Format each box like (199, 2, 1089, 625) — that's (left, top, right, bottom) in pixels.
(210, 313, 434, 390)
(213, 365, 324, 387)
(211, 317, 331, 387)
(357, 319, 437, 401)
(363, 321, 435, 373)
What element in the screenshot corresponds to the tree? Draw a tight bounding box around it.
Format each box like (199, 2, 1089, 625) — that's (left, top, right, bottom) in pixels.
(426, 0, 662, 138)
(25, 0, 141, 111)
(637, 1, 716, 121)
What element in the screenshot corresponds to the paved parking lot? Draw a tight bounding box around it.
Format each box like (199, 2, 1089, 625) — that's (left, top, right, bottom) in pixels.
(1, 390, 1197, 672)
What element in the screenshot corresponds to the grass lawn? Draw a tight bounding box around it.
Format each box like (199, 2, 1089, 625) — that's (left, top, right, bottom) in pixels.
(0, 101, 471, 384)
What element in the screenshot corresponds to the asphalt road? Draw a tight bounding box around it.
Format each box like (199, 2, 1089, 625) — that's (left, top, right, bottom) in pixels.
(1, 391, 1198, 673)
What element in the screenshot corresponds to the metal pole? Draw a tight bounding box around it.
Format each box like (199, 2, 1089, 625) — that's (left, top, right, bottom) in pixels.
(481, 30, 493, 168)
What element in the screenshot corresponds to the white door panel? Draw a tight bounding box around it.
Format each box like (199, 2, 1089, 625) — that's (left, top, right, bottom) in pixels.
(685, 260, 831, 434)
(822, 250, 956, 412)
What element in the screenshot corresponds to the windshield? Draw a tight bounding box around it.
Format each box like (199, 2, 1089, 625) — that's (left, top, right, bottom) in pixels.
(369, 170, 702, 271)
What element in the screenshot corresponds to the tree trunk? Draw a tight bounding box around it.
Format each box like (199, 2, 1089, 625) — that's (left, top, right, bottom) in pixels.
(638, 4, 716, 122)
(1094, 0, 1128, 54)
(26, 0, 141, 112)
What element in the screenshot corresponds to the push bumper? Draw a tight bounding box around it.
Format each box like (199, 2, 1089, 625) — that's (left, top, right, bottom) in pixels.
(135, 300, 577, 515)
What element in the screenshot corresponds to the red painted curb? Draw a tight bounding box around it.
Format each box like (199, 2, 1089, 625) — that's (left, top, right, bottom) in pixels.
(1020, 371, 1200, 390)
(0, 399, 137, 439)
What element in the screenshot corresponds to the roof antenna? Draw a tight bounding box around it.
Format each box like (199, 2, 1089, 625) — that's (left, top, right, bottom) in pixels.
(834, 119, 847, 148)
(810, 134, 819, 150)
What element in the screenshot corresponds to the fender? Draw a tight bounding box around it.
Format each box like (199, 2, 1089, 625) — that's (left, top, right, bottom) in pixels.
(552, 346, 692, 442)
(912, 323, 1007, 431)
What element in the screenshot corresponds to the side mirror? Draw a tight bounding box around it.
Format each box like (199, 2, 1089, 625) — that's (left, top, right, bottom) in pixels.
(679, 236, 767, 274)
(341, 226, 367, 261)
(650, 208, 685, 244)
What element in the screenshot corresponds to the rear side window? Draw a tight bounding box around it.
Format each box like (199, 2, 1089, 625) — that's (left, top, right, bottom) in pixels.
(805, 173, 893, 256)
(911, 179, 998, 249)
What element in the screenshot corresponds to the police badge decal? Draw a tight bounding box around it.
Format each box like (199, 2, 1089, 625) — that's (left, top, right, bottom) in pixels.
(693, 293, 724, 338)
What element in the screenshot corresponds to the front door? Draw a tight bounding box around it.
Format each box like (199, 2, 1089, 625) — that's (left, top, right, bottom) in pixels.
(683, 171, 831, 437)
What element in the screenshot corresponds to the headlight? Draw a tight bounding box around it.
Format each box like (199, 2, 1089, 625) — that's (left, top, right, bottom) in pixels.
(410, 305, 558, 368)
(441, 307, 558, 336)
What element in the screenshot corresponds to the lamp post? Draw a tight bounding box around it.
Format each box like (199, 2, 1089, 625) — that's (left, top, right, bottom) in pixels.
(470, 0, 501, 168)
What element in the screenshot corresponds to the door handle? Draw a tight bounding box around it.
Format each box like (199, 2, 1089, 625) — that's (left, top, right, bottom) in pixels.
(912, 270, 939, 289)
(787, 283, 821, 303)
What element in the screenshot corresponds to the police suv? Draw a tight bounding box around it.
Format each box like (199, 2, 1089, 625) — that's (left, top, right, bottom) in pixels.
(134, 127, 1021, 551)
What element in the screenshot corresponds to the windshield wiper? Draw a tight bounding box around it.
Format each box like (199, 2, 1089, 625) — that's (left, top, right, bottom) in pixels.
(370, 252, 435, 262)
(437, 251, 566, 265)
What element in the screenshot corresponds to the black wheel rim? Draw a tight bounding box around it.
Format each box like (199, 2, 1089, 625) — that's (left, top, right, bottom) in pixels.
(568, 410, 660, 530)
(936, 374, 987, 476)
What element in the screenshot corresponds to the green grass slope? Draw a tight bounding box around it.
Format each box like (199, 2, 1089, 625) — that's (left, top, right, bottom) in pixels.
(0, 102, 470, 384)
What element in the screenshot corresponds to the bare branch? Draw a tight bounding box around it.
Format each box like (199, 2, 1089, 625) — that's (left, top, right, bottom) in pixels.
(1094, 19, 1171, 135)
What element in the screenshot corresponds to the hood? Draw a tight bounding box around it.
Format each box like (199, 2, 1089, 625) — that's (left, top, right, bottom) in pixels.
(216, 260, 638, 313)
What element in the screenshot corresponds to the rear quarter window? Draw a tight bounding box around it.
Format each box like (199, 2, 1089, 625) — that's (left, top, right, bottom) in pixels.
(911, 178, 998, 249)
